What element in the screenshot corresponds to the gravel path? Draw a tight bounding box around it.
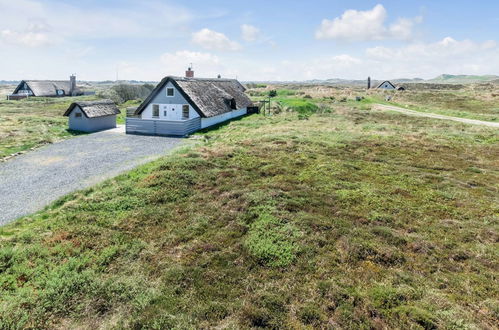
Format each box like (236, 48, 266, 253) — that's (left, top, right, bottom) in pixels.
(373, 104, 499, 128)
(0, 126, 183, 225)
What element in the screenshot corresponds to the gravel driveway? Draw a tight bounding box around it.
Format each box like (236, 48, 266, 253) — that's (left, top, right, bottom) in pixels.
(373, 104, 499, 128)
(0, 127, 183, 225)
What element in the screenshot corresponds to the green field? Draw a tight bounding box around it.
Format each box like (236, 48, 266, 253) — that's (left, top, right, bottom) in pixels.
(1, 103, 497, 328)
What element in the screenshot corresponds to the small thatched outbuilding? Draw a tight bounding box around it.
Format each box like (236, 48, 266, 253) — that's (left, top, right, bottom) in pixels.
(64, 100, 120, 132)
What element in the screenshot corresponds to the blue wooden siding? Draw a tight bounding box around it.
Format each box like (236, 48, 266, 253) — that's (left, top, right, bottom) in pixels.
(126, 117, 201, 136)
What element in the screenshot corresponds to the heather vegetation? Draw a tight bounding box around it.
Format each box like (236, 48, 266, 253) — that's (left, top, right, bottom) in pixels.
(1, 98, 497, 328)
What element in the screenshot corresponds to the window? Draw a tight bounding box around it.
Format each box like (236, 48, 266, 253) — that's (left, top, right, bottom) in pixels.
(164, 111, 167, 116)
(166, 88, 174, 97)
(75, 112, 82, 118)
(152, 104, 159, 117)
(182, 105, 189, 119)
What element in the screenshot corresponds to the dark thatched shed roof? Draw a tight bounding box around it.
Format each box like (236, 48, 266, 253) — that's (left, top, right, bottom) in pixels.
(64, 100, 120, 118)
(14, 80, 82, 97)
(135, 76, 253, 118)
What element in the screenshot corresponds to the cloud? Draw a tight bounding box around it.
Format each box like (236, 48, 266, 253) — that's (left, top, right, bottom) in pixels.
(241, 24, 260, 42)
(366, 37, 497, 60)
(315, 4, 421, 41)
(160, 50, 223, 76)
(192, 28, 241, 51)
(364, 37, 499, 78)
(235, 36, 499, 81)
(1, 29, 54, 47)
(0, 0, 193, 47)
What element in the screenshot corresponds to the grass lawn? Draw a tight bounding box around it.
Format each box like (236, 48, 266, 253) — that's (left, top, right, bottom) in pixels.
(0, 96, 140, 159)
(1, 104, 497, 328)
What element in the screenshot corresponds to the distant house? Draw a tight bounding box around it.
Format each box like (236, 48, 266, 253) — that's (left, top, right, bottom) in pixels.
(64, 100, 120, 132)
(376, 81, 397, 90)
(8, 75, 83, 100)
(127, 71, 254, 136)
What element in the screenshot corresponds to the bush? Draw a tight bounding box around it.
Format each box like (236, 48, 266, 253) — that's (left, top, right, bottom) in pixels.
(96, 88, 123, 104)
(245, 211, 299, 267)
(279, 99, 319, 114)
(298, 303, 324, 325)
(97, 84, 155, 104)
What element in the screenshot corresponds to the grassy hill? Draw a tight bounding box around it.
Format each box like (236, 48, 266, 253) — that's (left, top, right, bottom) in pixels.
(429, 74, 499, 84)
(1, 103, 498, 328)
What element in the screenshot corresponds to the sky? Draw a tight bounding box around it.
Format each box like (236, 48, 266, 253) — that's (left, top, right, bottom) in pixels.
(1, 0, 499, 81)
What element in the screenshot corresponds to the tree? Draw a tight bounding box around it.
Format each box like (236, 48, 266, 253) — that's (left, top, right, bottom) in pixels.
(268, 90, 277, 98)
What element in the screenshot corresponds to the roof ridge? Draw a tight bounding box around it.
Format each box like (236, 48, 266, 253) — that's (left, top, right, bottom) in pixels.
(168, 76, 238, 82)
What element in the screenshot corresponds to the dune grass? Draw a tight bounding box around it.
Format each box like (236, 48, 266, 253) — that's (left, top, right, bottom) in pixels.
(0, 96, 96, 159)
(370, 89, 499, 122)
(1, 105, 497, 328)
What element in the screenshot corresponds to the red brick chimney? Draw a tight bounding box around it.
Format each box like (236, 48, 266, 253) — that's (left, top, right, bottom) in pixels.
(185, 66, 194, 78)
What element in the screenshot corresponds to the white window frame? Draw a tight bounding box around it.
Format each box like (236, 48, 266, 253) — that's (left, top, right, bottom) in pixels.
(182, 105, 189, 119)
(152, 104, 160, 118)
(166, 87, 175, 97)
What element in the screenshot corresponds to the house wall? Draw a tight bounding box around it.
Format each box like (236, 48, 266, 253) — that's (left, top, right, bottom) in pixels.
(126, 117, 201, 136)
(200, 108, 248, 129)
(140, 81, 200, 121)
(68, 106, 117, 132)
(379, 83, 395, 90)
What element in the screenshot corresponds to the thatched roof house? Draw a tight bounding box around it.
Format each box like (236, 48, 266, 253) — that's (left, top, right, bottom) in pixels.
(11, 75, 82, 98)
(135, 76, 252, 118)
(127, 73, 255, 137)
(376, 81, 397, 90)
(64, 99, 120, 132)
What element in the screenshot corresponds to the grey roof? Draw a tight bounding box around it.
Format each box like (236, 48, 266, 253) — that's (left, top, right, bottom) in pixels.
(135, 76, 253, 118)
(64, 100, 121, 118)
(14, 80, 82, 97)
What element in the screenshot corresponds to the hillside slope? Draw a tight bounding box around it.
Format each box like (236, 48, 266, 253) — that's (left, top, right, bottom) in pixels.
(429, 74, 499, 84)
(1, 107, 498, 328)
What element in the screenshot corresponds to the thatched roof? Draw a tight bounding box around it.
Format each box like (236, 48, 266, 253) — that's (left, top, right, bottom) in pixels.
(376, 81, 397, 89)
(64, 100, 120, 118)
(135, 77, 253, 118)
(14, 80, 82, 97)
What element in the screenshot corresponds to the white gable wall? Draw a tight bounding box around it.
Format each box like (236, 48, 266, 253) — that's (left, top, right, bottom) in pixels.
(378, 82, 396, 90)
(140, 81, 200, 121)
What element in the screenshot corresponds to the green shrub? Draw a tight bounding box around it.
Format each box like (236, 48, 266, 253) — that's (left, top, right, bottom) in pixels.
(279, 98, 319, 114)
(245, 211, 299, 267)
(0, 247, 15, 272)
(298, 303, 324, 324)
(97, 84, 154, 104)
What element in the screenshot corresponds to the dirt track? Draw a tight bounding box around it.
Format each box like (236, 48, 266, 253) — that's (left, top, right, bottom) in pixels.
(373, 104, 499, 128)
